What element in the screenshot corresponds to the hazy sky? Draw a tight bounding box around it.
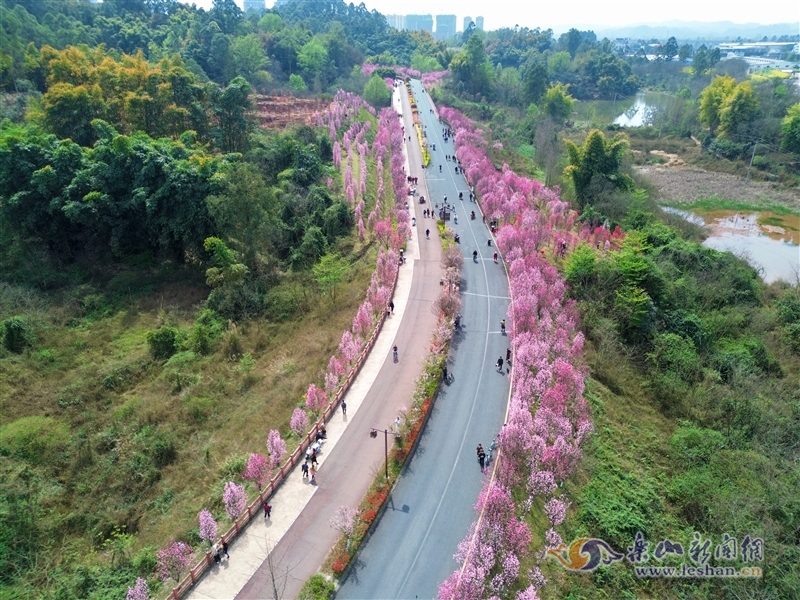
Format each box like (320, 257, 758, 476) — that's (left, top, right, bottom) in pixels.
(182, 0, 800, 33)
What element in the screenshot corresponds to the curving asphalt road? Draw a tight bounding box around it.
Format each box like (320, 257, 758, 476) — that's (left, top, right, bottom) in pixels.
(336, 80, 512, 600)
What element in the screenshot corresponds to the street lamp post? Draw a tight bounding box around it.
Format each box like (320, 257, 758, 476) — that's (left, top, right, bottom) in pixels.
(370, 428, 392, 479)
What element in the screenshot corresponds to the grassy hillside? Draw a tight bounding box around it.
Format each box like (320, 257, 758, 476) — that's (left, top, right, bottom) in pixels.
(0, 244, 379, 598)
(538, 197, 800, 598)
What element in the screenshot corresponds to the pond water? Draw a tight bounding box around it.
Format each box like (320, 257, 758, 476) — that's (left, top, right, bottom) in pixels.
(613, 92, 679, 127)
(662, 206, 800, 284)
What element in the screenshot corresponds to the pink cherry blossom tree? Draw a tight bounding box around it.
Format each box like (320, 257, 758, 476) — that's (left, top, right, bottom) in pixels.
(223, 482, 246, 520)
(126, 577, 149, 600)
(243, 453, 270, 487)
(156, 541, 194, 583)
(266, 429, 287, 469)
(352, 301, 374, 338)
(305, 383, 328, 412)
(198, 509, 218, 545)
(329, 505, 359, 539)
(290, 408, 310, 436)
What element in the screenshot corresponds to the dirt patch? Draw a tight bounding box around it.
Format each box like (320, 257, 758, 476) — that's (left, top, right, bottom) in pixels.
(633, 149, 687, 167)
(635, 165, 800, 210)
(253, 95, 328, 129)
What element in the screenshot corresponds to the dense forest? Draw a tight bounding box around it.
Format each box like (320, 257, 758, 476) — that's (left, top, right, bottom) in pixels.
(1, 0, 799, 598)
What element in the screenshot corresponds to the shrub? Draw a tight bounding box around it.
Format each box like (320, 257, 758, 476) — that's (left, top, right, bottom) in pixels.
(647, 333, 703, 383)
(0, 416, 69, 464)
(298, 574, 336, 599)
(669, 425, 725, 463)
(565, 244, 597, 290)
(146, 326, 179, 360)
(711, 337, 782, 382)
(708, 138, 745, 160)
(578, 464, 664, 549)
(189, 310, 223, 355)
(264, 283, 306, 321)
(218, 454, 248, 480)
(1, 316, 34, 353)
(183, 396, 214, 424)
(784, 322, 800, 353)
(776, 291, 800, 325)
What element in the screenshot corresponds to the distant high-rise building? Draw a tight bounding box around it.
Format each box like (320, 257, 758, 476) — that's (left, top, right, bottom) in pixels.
(385, 14, 405, 30)
(405, 14, 433, 34)
(475, 16, 484, 31)
(435, 14, 456, 41)
(243, 0, 265, 13)
(274, 0, 291, 7)
(463, 16, 472, 32)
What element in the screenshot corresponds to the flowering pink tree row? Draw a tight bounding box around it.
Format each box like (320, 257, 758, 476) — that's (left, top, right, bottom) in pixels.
(421, 70, 449, 88)
(437, 104, 595, 599)
(315, 89, 375, 134)
(361, 63, 423, 80)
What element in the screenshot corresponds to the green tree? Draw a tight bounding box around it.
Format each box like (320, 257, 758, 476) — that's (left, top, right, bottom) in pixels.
(410, 52, 442, 73)
(230, 33, 271, 85)
(363, 74, 391, 109)
(660, 36, 678, 60)
(522, 57, 549, 104)
(40, 82, 106, 146)
(698, 75, 736, 134)
(496, 67, 523, 107)
(691, 44, 710, 76)
(564, 129, 633, 207)
(297, 39, 327, 87)
(678, 44, 693, 62)
(206, 162, 277, 272)
(541, 83, 574, 123)
(203, 237, 249, 288)
(291, 225, 326, 269)
(718, 81, 760, 139)
(780, 103, 800, 153)
(561, 28, 583, 58)
(547, 51, 572, 78)
(312, 252, 348, 302)
(449, 34, 493, 98)
(212, 75, 252, 152)
(289, 73, 307, 91)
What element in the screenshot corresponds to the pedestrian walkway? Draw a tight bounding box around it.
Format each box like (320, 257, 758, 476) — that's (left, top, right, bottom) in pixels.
(186, 83, 441, 600)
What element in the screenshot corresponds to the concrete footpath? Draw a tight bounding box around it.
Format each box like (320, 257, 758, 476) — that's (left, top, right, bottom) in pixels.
(186, 83, 443, 600)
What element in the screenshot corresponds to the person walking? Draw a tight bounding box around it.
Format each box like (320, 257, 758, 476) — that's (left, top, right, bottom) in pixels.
(341, 401, 347, 416)
(310, 465, 317, 484)
(425, 228, 430, 239)
(393, 345, 399, 361)
(263, 502, 272, 519)
(301, 462, 309, 478)
(500, 319, 506, 334)
(213, 543, 221, 564)
(496, 357, 504, 371)
(222, 540, 229, 559)
(506, 348, 512, 362)
(493, 252, 498, 263)
(477, 444, 486, 469)
(389, 301, 394, 313)
(310, 448, 318, 466)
